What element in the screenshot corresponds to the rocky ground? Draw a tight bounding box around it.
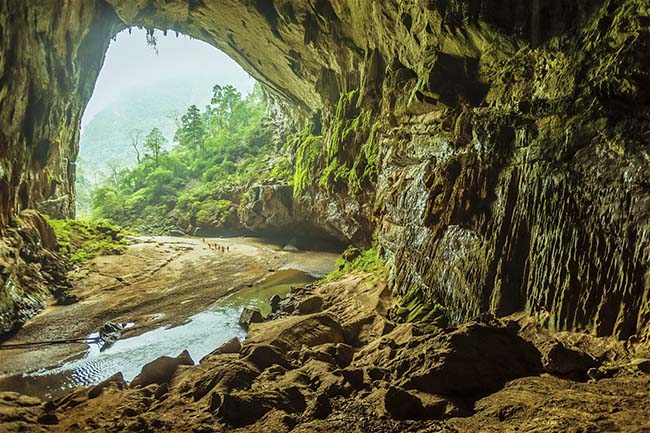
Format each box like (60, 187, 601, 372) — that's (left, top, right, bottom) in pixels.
(1, 270, 649, 432)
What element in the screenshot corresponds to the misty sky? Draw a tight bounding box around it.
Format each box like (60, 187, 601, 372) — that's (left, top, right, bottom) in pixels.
(82, 28, 256, 127)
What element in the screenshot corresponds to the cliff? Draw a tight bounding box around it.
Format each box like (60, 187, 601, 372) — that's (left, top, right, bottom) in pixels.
(0, 0, 649, 339)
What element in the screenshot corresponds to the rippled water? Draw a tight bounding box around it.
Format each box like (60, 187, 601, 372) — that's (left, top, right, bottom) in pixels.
(0, 268, 319, 400)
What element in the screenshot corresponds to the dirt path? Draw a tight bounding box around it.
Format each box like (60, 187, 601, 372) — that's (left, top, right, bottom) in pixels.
(0, 236, 295, 377)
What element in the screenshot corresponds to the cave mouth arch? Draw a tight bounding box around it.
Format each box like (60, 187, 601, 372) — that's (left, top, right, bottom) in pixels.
(75, 27, 257, 217)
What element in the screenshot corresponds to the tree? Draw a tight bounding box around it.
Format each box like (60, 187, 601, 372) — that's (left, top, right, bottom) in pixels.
(210, 84, 244, 132)
(144, 127, 166, 165)
(129, 129, 143, 164)
(174, 105, 206, 151)
(106, 160, 124, 191)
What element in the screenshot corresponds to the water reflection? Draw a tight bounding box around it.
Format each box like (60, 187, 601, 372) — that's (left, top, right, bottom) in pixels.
(0, 269, 315, 400)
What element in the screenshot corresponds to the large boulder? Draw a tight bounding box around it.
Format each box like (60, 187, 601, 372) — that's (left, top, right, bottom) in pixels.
(297, 296, 324, 315)
(242, 344, 292, 371)
(246, 314, 345, 352)
(131, 350, 194, 388)
(215, 337, 242, 355)
(354, 321, 542, 397)
(399, 323, 542, 395)
(211, 387, 306, 427)
(192, 359, 260, 401)
(239, 307, 264, 329)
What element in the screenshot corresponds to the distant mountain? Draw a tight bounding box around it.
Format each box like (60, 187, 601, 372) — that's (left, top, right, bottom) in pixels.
(78, 74, 219, 172)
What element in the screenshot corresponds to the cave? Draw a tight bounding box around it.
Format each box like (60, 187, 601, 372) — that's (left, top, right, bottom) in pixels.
(0, 0, 649, 431)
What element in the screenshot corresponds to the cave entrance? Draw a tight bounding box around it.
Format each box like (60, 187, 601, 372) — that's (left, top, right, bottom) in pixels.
(76, 27, 256, 218)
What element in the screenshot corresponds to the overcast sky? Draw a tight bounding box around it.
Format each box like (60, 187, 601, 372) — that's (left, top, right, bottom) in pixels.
(82, 28, 256, 126)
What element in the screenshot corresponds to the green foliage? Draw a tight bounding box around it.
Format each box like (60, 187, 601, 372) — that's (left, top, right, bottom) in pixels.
(174, 104, 206, 151)
(90, 82, 285, 233)
(291, 90, 381, 201)
(47, 218, 129, 264)
(269, 156, 293, 182)
(322, 245, 386, 283)
(293, 134, 323, 198)
(319, 90, 381, 195)
(194, 199, 234, 228)
(395, 284, 449, 330)
(144, 127, 166, 164)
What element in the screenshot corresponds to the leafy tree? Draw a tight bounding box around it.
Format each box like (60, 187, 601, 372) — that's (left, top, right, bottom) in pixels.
(210, 84, 244, 132)
(174, 105, 206, 151)
(144, 127, 166, 165)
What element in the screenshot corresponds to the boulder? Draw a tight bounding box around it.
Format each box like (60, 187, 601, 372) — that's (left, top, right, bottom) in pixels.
(246, 314, 345, 352)
(340, 368, 366, 390)
(216, 337, 242, 354)
(212, 388, 306, 427)
(303, 392, 331, 420)
(239, 307, 264, 329)
(88, 372, 126, 399)
(366, 387, 449, 421)
(297, 296, 324, 315)
(192, 359, 260, 401)
(131, 350, 194, 388)
(540, 340, 599, 376)
(353, 321, 542, 397)
(270, 294, 282, 313)
(242, 344, 292, 371)
(398, 323, 542, 395)
(382, 386, 425, 420)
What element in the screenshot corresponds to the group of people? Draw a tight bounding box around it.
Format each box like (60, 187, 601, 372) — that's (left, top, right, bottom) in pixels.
(202, 238, 230, 252)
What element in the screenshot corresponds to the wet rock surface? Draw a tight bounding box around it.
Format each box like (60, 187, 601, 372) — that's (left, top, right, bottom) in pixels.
(1, 273, 649, 432)
(130, 350, 194, 388)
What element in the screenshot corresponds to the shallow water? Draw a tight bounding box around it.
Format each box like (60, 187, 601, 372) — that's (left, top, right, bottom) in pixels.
(0, 268, 321, 400)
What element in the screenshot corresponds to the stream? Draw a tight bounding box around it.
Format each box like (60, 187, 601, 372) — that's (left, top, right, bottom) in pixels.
(0, 246, 337, 400)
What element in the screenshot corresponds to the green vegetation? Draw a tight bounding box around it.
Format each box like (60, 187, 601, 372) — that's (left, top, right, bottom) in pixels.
(293, 134, 324, 198)
(322, 245, 386, 283)
(86, 84, 382, 233)
(90, 83, 286, 233)
(76, 76, 224, 214)
(292, 90, 381, 200)
(47, 218, 129, 264)
(394, 284, 449, 331)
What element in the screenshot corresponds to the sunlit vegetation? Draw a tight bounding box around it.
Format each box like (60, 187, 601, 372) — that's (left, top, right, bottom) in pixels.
(292, 89, 380, 199)
(47, 218, 129, 264)
(91, 83, 285, 233)
(322, 245, 386, 283)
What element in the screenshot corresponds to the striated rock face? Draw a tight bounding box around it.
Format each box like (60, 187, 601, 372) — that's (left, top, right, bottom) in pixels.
(0, 0, 649, 339)
(375, 0, 650, 339)
(0, 211, 70, 336)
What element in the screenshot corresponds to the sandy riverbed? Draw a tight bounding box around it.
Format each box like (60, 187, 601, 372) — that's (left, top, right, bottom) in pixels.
(0, 236, 338, 379)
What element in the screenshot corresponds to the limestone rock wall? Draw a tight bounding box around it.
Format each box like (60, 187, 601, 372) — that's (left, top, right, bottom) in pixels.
(0, 0, 648, 339)
(0, 0, 119, 224)
(375, 0, 650, 339)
